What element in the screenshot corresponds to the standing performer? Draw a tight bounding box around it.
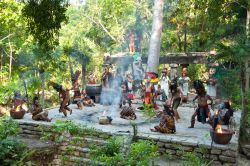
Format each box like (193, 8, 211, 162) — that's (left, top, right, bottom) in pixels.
(71, 70, 81, 102)
(170, 78, 182, 122)
(133, 57, 144, 92)
(49, 82, 72, 117)
(101, 65, 113, 88)
(88, 71, 96, 84)
(189, 80, 213, 128)
(31, 96, 51, 122)
(128, 32, 135, 53)
(206, 68, 217, 99)
(178, 68, 190, 103)
(160, 68, 170, 99)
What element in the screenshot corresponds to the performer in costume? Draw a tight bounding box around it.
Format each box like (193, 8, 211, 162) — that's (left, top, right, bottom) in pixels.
(209, 100, 234, 126)
(189, 80, 213, 128)
(151, 100, 176, 134)
(206, 68, 217, 99)
(178, 68, 190, 103)
(170, 78, 182, 122)
(120, 106, 136, 120)
(31, 96, 51, 122)
(88, 71, 96, 84)
(49, 82, 72, 117)
(160, 68, 170, 99)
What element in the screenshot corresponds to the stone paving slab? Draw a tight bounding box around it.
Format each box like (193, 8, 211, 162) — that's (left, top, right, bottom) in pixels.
(14, 100, 241, 150)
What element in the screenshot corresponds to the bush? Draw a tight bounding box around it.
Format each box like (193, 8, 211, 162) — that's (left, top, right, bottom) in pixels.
(0, 116, 30, 165)
(0, 117, 20, 139)
(90, 137, 159, 166)
(0, 137, 29, 166)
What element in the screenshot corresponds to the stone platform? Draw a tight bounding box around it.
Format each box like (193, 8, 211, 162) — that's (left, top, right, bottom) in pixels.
(14, 100, 241, 165)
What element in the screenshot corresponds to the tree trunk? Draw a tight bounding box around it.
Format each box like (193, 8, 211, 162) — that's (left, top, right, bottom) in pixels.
(8, 37, 13, 80)
(41, 72, 45, 109)
(0, 49, 3, 81)
(184, 21, 187, 52)
(238, 6, 250, 157)
(146, 0, 164, 73)
(82, 61, 86, 89)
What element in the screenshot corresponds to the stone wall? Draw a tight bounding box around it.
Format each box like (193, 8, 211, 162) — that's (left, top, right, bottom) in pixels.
(17, 121, 237, 166)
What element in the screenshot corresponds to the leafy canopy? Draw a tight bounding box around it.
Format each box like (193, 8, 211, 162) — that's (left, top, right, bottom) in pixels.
(22, 0, 69, 50)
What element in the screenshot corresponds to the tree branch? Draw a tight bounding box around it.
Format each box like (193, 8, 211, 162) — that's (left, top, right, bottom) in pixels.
(0, 33, 14, 42)
(82, 14, 117, 42)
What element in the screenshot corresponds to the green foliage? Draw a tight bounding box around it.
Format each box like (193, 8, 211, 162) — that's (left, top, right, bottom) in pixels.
(22, 0, 69, 50)
(217, 68, 241, 106)
(172, 145, 212, 166)
(142, 104, 156, 118)
(0, 116, 31, 166)
(0, 116, 20, 139)
(41, 120, 102, 142)
(90, 137, 159, 166)
(246, 92, 250, 127)
(90, 136, 124, 165)
(127, 140, 159, 166)
(187, 64, 208, 82)
(0, 137, 30, 166)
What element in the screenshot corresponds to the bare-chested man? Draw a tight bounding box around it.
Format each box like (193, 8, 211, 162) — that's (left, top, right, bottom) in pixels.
(49, 82, 72, 117)
(189, 80, 213, 128)
(31, 96, 51, 122)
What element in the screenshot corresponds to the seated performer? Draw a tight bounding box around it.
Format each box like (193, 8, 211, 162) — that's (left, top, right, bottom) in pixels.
(77, 90, 95, 107)
(210, 100, 234, 126)
(170, 78, 182, 122)
(189, 80, 213, 128)
(10, 91, 26, 115)
(49, 82, 72, 117)
(151, 100, 176, 134)
(31, 96, 51, 122)
(120, 106, 136, 120)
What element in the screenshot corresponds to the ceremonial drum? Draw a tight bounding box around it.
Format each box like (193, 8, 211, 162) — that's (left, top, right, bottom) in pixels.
(85, 84, 102, 103)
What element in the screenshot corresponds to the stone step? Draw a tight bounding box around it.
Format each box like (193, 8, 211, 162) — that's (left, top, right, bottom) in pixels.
(20, 134, 40, 139)
(53, 155, 103, 166)
(22, 129, 42, 135)
(69, 136, 107, 145)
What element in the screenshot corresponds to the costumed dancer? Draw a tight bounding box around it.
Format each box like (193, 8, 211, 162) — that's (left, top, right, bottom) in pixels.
(206, 68, 217, 99)
(143, 72, 159, 109)
(210, 100, 234, 126)
(120, 106, 136, 120)
(189, 80, 213, 128)
(133, 56, 144, 93)
(101, 65, 113, 88)
(88, 71, 96, 84)
(178, 68, 190, 103)
(151, 100, 176, 134)
(121, 81, 132, 107)
(76, 90, 95, 109)
(170, 78, 182, 122)
(49, 82, 72, 117)
(160, 68, 170, 100)
(129, 32, 136, 53)
(31, 96, 51, 122)
(71, 70, 81, 103)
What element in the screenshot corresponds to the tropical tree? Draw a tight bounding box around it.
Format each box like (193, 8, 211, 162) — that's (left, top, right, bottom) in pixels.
(147, 0, 164, 73)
